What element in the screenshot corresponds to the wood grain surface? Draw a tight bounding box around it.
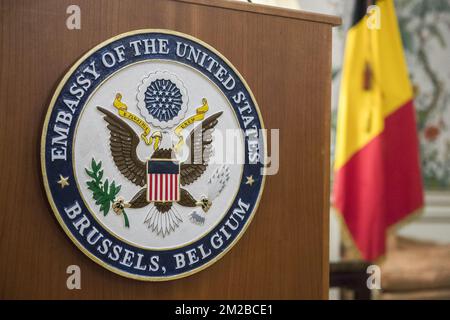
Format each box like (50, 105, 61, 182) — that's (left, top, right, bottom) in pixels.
(0, 0, 337, 299)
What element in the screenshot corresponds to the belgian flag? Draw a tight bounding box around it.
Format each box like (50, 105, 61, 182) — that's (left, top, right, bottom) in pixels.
(332, 0, 424, 261)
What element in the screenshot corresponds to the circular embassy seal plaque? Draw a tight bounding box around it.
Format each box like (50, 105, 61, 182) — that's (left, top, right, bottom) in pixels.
(41, 30, 265, 281)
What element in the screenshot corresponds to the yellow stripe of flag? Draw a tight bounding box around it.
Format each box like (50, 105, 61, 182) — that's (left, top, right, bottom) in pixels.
(334, 0, 414, 170)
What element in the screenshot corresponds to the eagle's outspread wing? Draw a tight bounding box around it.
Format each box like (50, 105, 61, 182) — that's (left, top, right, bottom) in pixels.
(97, 107, 146, 187)
(180, 112, 223, 186)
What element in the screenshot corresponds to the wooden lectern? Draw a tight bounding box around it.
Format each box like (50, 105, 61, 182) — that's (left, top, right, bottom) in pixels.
(0, 0, 340, 299)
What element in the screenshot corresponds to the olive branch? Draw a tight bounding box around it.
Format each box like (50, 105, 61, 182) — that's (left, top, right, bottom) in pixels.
(85, 158, 129, 228)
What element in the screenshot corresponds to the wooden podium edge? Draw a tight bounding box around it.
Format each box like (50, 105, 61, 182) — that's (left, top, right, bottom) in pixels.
(175, 0, 338, 298)
(174, 0, 342, 26)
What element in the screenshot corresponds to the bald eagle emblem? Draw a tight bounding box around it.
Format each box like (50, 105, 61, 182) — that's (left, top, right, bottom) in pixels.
(90, 92, 227, 236)
(42, 30, 265, 280)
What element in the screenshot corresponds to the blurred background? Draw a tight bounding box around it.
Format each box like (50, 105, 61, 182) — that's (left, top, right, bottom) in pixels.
(238, 0, 450, 300)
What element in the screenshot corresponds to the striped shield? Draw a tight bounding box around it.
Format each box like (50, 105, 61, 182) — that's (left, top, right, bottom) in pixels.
(146, 159, 180, 202)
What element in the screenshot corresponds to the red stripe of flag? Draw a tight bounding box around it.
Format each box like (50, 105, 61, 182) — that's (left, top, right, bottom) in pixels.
(165, 174, 168, 202)
(175, 175, 178, 200)
(149, 173, 152, 201)
(333, 100, 423, 260)
(169, 174, 173, 200)
(155, 174, 159, 201)
(159, 174, 163, 202)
